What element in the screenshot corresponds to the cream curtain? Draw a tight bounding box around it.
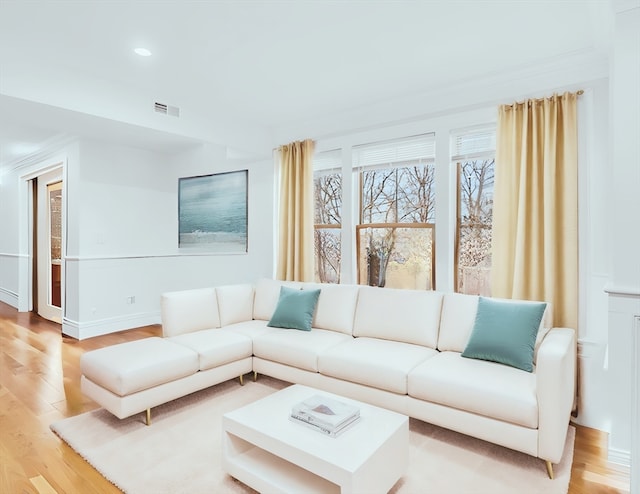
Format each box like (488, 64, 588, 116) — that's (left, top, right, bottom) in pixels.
(276, 139, 315, 281)
(492, 92, 578, 329)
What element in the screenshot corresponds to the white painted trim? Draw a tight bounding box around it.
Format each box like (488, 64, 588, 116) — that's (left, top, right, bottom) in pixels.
(614, 0, 639, 14)
(608, 446, 631, 468)
(578, 89, 591, 341)
(18, 153, 70, 314)
(61, 318, 79, 339)
(64, 252, 248, 262)
(632, 315, 640, 494)
(275, 50, 607, 145)
(62, 312, 161, 340)
(0, 287, 19, 308)
(604, 284, 640, 297)
(63, 252, 247, 262)
(16, 252, 31, 312)
(340, 145, 355, 285)
(6, 135, 76, 172)
(0, 253, 28, 258)
(576, 339, 600, 359)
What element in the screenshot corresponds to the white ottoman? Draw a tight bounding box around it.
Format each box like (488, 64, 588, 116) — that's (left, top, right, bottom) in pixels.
(81, 337, 199, 424)
(80, 331, 254, 425)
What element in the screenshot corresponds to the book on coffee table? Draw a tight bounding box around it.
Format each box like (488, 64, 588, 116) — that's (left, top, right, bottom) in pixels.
(289, 412, 361, 437)
(290, 394, 360, 433)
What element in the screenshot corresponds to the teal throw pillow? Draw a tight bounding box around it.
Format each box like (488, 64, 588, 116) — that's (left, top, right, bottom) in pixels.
(461, 297, 547, 372)
(267, 286, 321, 331)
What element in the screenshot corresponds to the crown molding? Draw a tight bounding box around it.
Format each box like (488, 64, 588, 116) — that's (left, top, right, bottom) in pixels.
(274, 49, 609, 145)
(614, 0, 639, 14)
(5, 134, 77, 174)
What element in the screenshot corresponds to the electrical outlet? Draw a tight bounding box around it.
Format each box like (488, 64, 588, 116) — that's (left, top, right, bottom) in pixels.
(126, 296, 136, 304)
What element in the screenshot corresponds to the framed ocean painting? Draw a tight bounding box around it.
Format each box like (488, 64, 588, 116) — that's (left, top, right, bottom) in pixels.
(178, 170, 248, 252)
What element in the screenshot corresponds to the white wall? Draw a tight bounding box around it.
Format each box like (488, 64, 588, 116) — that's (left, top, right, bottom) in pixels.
(606, 2, 640, 478)
(575, 80, 613, 432)
(0, 141, 79, 311)
(0, 164, 21, 306)
(0, 136, 274, 338)
(61, 139, 274, 338)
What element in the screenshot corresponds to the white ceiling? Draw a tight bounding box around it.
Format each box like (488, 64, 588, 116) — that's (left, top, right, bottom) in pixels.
(0, 0, 613, 168)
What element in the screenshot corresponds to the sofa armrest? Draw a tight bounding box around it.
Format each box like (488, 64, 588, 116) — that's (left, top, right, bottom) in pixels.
(536, 327, 576, 463)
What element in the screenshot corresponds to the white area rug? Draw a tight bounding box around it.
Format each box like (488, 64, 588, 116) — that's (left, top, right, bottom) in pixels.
(50, 376, 574, 494)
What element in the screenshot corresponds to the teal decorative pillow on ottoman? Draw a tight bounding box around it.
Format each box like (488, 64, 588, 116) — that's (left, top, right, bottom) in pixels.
(461, 297, 547, 372)
(267, 286, 321, 331)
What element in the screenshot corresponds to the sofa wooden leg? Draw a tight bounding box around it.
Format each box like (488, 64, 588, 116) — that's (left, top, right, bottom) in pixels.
(253, 371, 258, 382)
(545, 460, 554, 479)
(145, 408, 151, 426)
(239, 374, 244, 386)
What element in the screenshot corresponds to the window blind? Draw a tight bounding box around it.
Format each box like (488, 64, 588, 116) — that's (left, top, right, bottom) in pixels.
(353, 133, 436, 168)
(451, 128, 496, 161)
(313, 149, 342, 172)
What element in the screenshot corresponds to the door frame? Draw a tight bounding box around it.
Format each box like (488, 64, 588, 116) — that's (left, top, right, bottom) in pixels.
(18, 156, 67, 322)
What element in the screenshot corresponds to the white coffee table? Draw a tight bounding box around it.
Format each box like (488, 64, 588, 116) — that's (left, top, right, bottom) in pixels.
(222, 384, 409, 494)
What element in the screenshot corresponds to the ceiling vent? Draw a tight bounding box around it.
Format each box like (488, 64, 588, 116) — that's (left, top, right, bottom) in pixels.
(154, 102, 180, 117)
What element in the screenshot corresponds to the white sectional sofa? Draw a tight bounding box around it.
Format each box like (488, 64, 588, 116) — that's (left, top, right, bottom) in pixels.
(80, 278, 576, 478)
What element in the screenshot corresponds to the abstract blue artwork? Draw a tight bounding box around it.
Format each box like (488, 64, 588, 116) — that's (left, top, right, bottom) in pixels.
(178, 170, 248, 252)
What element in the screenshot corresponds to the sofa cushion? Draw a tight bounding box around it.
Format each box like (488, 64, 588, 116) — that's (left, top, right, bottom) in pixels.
(267, 286, 321, 331)
(252, 328, 351, 372)
(461, 297, 547, 372)
(318, 337, 438, 394)
(216, 284, 254, 326)
(222, 319, 281, 339)
(302, 282, 360, 335)
(169, 329, 252, 371)
(161, 287, 220, 337)
(436, 292, 478, 353)
(438, 293, 553, 362)
(253, 278, 303, 321)
(353, 286, 442, 348)
(408, 351, 538, 428)
(80, 337, 199, 396)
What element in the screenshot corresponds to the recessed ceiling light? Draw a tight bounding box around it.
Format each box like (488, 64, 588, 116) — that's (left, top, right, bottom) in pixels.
(134, 48, 152, 57)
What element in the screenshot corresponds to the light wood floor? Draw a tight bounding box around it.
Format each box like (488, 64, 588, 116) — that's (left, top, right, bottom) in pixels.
(0, 302, 631, 493)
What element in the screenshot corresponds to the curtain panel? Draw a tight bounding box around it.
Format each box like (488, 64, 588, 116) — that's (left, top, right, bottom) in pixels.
(276, 139, 315, 282)
(492, 92, 578, 330)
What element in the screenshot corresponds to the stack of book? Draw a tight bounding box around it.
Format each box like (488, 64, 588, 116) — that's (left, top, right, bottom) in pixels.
(290, 394, 361, 437)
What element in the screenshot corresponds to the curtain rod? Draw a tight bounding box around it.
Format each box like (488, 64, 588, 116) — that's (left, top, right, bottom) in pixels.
(503, 90, 584, 109)
(525, 89, 584, 99)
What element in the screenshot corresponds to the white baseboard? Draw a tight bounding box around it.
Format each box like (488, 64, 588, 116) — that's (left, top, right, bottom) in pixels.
(62, 311, 161, 340)
(608, 446, 631, 468)
(0, 287, 19, 308)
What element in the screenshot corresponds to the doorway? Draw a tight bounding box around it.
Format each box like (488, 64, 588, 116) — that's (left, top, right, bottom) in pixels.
(33, 168, 63, 323)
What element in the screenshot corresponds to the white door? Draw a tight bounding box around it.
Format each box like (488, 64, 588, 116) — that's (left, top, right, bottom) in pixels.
(36, 168, 63, 323)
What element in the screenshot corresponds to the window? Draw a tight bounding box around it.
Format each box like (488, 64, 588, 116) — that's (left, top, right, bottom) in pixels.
(313, 150, 342, 283)
(453, 129, 496, 296)
(312, 125, 495, 291)
(354, 134, 436, 289)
